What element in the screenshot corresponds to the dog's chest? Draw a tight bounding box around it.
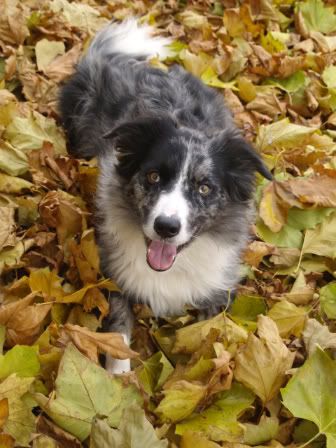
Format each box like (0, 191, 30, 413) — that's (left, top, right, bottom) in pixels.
(101, 219, 239, 316)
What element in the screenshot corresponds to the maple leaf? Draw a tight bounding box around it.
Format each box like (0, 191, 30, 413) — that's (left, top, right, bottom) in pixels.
(35, 344, 142, 441)
(234, 315, 295, 403)
(282, 348, 336, 448)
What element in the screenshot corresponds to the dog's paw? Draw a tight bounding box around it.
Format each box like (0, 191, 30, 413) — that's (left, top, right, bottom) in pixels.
(105, 355, 131, 374)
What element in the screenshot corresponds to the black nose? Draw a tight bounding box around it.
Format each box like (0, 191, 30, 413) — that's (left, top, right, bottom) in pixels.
(154, 215, 181, 238)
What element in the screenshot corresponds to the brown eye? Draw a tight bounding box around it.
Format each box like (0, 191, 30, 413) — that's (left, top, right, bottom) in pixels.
(198, 184, 211, 196)
(147, 171, 160, 184)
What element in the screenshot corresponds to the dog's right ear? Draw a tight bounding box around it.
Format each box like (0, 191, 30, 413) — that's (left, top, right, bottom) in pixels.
(104, 115, 177, 178)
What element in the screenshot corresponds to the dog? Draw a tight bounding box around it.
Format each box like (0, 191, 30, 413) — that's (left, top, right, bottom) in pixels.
(59, 18, 272, 373)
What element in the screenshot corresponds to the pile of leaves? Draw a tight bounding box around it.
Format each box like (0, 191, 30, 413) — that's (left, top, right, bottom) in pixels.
(0, 0, 336, 446)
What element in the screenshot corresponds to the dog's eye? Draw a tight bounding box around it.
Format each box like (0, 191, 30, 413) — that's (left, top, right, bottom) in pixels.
(147, 171, 160, 184)
(198, 184, 211, 196)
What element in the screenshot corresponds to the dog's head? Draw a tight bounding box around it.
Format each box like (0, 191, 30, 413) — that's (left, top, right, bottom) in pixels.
(105, 114, 272, 272)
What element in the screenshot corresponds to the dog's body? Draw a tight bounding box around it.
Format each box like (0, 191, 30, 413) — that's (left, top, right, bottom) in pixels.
(60, 19, 271, 373)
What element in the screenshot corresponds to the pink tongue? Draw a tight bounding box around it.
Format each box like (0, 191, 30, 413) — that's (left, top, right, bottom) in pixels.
(147, 240, 177, 271)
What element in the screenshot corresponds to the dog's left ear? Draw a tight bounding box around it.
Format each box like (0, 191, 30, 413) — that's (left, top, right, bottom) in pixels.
(104, 115, 177, 178)
(213, 132, 272, 201)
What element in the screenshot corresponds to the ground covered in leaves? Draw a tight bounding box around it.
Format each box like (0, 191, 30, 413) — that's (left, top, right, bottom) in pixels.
(1, 0, 336, 446)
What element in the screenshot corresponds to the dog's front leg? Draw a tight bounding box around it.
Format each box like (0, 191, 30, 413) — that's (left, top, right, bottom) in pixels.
(196, 290, 235, 321)
(102, 293, 134, 374)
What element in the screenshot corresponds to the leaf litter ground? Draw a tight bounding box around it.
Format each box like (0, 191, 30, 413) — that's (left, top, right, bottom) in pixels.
(0, 0, 336, 447)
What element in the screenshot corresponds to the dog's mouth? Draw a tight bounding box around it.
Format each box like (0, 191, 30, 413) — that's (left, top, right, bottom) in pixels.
(146, 239, 184, 272)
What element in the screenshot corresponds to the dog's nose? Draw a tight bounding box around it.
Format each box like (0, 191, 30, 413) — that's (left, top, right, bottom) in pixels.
(154, 215, 181, 238)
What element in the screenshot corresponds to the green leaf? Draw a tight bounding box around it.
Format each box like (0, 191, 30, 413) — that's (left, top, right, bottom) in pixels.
(266, 71, 307, 93)
(287, 208, 335, 230)
(155, 380, 206, 423)
(302, 212, 336, 258)
(0, 345, 40, 380)
(0, 141, 28, 176)
(34, 343, 142, 441)
(256, 118, 316, 152)
(256, 220, 303, 249)
(230, 295, 266, 321)
(0, 374, 35, 447)
(323, 66, 336, 90)
(137, 351, 174, 396)
(297, 0, 336, 34)
(201, 67, 237, 90)
(282, 348, 336, 448)
(4, 111, 66, 155)
(175, 383, 255, 442)
(319, 282, 336, 319)
(243, 415, 279, 445)
(90, 404, 168, 448)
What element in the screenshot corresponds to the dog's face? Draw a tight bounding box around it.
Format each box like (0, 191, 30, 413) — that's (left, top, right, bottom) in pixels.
(105, 115, 271, 272)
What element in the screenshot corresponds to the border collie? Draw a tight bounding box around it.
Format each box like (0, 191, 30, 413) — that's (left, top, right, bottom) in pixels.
(59, 19, 271, 373)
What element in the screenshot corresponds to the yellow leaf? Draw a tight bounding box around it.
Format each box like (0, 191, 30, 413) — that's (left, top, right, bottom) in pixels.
(268, 300, 307, 338)
(29, 267, 65, 301)
(35, 39, 65, 72)
(234, 316, 295, 403)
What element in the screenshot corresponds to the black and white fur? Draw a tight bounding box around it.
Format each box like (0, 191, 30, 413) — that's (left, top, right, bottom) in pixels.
(59, 19, 271, 373)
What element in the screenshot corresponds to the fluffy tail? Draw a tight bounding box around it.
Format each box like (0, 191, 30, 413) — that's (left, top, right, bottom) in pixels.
(86, 18, 171, 61)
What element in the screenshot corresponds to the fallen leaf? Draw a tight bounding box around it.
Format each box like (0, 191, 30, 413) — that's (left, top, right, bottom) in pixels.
(302, 212, 336, 258)
(39, 190, 87, 245)
(137, 351, 174, 396)
(4, 112, 66, 155)
(0, 374, 35, 446)
(35, 39, 65, 72)
(298, 0, 336, 34)
(155, 380, 206, 423)
(44, 44, 82, 82)
(243, 415, 279, 445)
(35, 344, 142, 441)
(57, 323, 138, 363)
(29, 267, 65, 301)
(319, 282, 336, 319)
(281, 348, 336, 448)
(180, 432, 221, 448)
(90, 404, 168, 448)
(303, 318, 336, 356)
(0, 207, 16, 251)
(0, 345, 40, 380)
(173, 313, 247, 354)
(0, 173, 32, 194)
(268, 300, 307, 338)
(0, 293, 52, 346)
(234, 315, 295, 403)
(36, 415, 82, 448)
(175, 382, 255, 442)
(0, 141, 28, 176)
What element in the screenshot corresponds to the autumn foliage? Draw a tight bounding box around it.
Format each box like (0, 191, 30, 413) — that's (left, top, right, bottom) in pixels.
(0, 0, 336, 447)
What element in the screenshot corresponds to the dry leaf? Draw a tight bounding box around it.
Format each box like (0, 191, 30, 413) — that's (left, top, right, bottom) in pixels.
(58, 324, 138, 363)
(234, 315, 295, 403)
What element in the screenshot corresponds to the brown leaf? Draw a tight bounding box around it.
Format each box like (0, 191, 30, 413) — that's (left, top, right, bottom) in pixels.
(0, 433, 14, 448)
(39, 190, 87, 244)
(0, 1, 29, 45)
(0, 398, 9, 428)
(244, 241, 275, 268)
(0, 207, 16, 250)
(259, 182, 288, 232)
(57, 324, 138, 363)
(82, 287, 109, 320)
(44, 44, 83, 82)
(36, 415, 82, 448)
(0, 292, 52, 346)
